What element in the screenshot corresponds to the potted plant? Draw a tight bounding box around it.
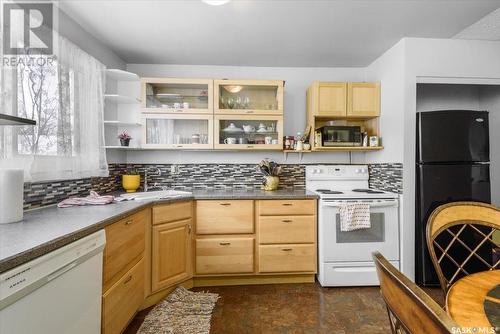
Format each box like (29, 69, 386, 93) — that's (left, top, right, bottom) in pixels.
(118, 131, 132, 146)
(122, 168, 140, 193)
(258, 159, 282, 191)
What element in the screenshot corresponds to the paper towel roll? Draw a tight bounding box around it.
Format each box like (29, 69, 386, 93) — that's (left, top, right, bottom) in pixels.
(0, 169, 24, 224)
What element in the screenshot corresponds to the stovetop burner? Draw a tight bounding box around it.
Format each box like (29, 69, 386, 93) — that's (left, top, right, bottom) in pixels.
(352, 189, 385, 194)
(315, 189, 344, 194)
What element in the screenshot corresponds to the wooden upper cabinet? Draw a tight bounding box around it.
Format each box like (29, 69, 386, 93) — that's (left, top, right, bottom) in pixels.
(151, 219, 193, 292)
(307, 81, 380, 119)
(214, 79, 284, 115)
(347, 82, 380, 118)
(317, 82, 347, 117)
(140, 77, 213, 114)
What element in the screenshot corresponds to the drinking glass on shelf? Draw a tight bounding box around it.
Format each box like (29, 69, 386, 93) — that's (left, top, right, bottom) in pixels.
(243, 97, 250, 109)
(201, 134, 208, 144)
(174, 134, 181, 144)
(227, 97, 235, 109)
(220, 96, 226, 109)
(235, 96, 242, 109)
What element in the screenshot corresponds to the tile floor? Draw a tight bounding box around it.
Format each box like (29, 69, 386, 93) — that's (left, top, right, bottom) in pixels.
(125, 282, 444, 334)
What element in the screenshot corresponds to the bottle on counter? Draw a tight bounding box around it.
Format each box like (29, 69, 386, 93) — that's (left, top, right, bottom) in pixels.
(284, 136, 291, 150)
(315, 131, 322, 147)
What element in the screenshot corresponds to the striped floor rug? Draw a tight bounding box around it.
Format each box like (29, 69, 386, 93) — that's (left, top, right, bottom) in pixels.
(138, 286, 220, 334)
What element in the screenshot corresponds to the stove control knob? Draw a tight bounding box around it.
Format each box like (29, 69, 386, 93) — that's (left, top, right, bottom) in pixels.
(361, 169, 367, 173)
(355, 169, 361, 174)
(315, 169, 322, 174)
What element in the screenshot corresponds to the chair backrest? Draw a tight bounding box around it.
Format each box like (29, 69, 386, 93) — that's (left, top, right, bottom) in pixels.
(373, 252, 457, 334)
(426, 201, 500, 293)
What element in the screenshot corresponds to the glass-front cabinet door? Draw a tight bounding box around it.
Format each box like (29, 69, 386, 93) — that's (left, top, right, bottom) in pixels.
(141, 78, 213, 114)
(214, 80, 284, 115)
(215, 115, 283, 150)
(142, 114, 213, 149)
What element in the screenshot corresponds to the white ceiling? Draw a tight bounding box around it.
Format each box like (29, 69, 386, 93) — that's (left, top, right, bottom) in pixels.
(60, 0, 500, 67)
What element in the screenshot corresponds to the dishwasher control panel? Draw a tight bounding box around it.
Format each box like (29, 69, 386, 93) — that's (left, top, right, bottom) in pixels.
(0, 230, 105, 305)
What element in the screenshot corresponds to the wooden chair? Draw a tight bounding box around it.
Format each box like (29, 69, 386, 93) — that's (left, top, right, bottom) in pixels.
(426, 201, 500, 293)
(373, 252, 458, 334)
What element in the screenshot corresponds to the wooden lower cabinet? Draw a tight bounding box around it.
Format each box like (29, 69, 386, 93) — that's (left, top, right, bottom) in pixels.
(196, 237, 254, 274)
(258, 199, 316, 216)
(259, 244, 316, 273)
(196, 200, 254, 234)
(103, 209, 147, 290)
(152, 219, 193, 292)
(258, 215, 315, 244)
(102, 258, 145, 334)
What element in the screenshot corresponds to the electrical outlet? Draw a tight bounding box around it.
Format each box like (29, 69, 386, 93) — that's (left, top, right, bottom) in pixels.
(170, 165, 179, 174)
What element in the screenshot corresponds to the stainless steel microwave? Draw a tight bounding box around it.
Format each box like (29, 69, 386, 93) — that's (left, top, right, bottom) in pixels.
(317, 126, 362, 147)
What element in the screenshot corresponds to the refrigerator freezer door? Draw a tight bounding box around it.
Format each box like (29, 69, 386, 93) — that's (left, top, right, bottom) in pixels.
(415, 163, 491, 286)
(417, 110, 489, 163)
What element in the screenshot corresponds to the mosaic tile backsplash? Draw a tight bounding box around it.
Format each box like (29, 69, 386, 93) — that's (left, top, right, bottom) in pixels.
(368, 163, 403, 194)
(23, 163, 403, 209)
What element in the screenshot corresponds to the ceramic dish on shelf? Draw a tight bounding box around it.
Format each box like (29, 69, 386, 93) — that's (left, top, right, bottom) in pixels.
(222, 123, 244, 133)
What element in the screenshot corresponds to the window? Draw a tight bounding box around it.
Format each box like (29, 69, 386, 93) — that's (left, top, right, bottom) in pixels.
(16, 55, 75, 156)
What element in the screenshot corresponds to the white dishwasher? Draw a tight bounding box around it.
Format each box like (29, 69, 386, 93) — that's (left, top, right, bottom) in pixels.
(0, 230, 106, 334)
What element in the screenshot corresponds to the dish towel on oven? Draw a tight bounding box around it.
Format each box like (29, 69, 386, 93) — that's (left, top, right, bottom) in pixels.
(339, 203, 371, 231)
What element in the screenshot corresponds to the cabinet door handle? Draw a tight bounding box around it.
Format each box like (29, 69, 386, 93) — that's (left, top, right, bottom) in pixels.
(123, 275, 133, 284)
(282, 219, 292, 223)
(282, 203, 293, 206)
(125, 220, 133, 225)
(282, 248, 293, 251)
(187, 224, 192, 234)
(220, 203, 231, 206)
(176, 145, 183, 148)
(246, 145, 254, 149)
(219, 242, 231, 246)
(245, 110, 254, 114)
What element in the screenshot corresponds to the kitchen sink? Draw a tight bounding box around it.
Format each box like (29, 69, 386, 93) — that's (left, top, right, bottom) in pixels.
(119, 190, 192, 201)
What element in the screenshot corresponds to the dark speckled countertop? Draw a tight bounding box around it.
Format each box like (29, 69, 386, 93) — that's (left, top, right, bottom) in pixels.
(0, 189, 318, 274)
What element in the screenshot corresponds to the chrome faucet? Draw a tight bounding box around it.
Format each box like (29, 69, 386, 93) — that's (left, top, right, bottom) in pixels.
(144, 167, 161, 192)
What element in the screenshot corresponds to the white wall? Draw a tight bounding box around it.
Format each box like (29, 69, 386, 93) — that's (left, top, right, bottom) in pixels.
(58, 9, 126, 69)
(125, 64, 367, 164)
(365, 40, 406, 164)
(367, 38, 500, 279)
(479, 86, 500, 206)
(416, 84, 481, 111)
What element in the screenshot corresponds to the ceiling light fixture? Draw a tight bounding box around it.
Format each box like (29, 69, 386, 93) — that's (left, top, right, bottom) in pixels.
(223, 85, 243, 93)
(201, 0, 231, 5)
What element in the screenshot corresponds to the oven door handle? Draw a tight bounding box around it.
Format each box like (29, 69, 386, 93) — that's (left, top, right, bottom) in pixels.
(321, 200, 398, 208)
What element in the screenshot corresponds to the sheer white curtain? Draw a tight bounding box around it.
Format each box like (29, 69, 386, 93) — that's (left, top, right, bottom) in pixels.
(0, 35, 108, 181)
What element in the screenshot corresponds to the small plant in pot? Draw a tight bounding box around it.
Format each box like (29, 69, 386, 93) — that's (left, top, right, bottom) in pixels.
(122, 168, 140, 193)
(118, 131, 132, 146)
(258, 159, 282, 191)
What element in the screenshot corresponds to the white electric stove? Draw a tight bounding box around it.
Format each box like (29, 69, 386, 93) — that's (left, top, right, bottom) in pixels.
(306, 165, 400, 287)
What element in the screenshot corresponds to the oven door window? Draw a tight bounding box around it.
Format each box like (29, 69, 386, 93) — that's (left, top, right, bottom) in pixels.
(335, 213, 385, 243)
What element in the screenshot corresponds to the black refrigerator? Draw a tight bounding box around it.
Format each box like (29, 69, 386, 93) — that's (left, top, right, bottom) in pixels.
(415, 110, 491, 286)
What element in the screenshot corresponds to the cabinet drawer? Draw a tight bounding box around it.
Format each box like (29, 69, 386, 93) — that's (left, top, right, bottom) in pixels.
(196, 237, 254, 274)
(258, 200, 316, 216)
(258, 216, 316, 244)
(259, 244, 316, 273)
(196, 200, 254, 234)
(103, 209, 147, 288)
(153, 201, 192, 225)
(102, 257, 144, 334)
